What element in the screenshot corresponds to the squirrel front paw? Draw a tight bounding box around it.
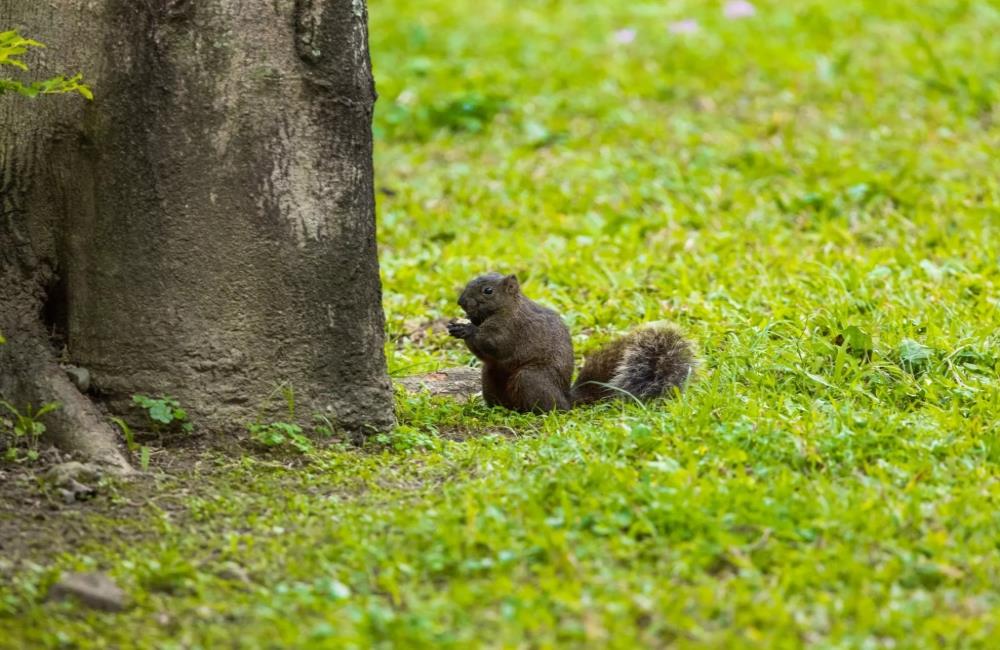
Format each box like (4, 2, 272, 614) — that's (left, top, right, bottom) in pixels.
(447, 319, 475, 339)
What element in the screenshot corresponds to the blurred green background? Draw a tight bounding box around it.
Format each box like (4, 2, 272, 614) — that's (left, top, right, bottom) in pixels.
(372, 0, 998, 374)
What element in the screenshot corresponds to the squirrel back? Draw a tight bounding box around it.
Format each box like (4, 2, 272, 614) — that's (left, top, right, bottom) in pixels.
(571, 324, 696, 405)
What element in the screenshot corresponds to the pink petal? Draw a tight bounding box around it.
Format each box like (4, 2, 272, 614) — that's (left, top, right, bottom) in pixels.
(612, 28, 637, 44)
(724, 0, 756, 19)
(668, 19, 700, 35)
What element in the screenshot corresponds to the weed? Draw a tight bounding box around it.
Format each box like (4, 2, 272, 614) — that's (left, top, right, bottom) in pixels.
(247, 421, 313, 454)
(245, 383, 317, 454)
(0, 401, 60, 461)
(131, 394, 193, 434)
(110, 417, 151, 471)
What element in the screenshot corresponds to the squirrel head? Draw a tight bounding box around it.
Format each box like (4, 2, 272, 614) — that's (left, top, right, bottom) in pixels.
(457, 272, 521, 325)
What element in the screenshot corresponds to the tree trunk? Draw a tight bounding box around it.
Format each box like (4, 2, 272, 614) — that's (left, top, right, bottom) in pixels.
(1, 0, 393, 469)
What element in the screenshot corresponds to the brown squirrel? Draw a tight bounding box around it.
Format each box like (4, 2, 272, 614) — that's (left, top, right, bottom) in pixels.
(447, 272, 696, 412)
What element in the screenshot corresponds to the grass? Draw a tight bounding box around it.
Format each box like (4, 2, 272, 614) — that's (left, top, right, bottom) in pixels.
(2, 0, 1000, 646)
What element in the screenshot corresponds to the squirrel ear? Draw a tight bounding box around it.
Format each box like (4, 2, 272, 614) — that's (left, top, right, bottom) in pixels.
(502, 274, 520, 294)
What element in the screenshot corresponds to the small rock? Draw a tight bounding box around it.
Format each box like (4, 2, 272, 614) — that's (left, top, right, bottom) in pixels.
(48, 572, 128, 612)
(44, 461, 102, 488)
(217, 563, 251, 584)
(58, 478, 97, 503)
(63, 365, 92, 393)
(39, 446, 65, 465)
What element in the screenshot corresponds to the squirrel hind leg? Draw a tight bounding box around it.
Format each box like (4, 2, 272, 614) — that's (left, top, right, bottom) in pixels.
(509, 368, 571, 412)
(611, 327, 696, 399)
(482, 367, 511, 408)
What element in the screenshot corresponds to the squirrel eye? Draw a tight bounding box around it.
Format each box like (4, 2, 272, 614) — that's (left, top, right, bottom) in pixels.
(483, 287, 494, 295)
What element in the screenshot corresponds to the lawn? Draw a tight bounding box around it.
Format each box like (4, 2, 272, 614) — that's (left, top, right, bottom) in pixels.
(3, 0, 1000, 647)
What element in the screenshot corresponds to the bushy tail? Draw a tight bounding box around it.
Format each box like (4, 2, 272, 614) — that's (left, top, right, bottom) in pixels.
(571, 324, 696, 405)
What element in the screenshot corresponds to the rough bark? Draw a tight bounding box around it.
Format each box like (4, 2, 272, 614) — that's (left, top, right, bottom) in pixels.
(1, 0, 393, 466)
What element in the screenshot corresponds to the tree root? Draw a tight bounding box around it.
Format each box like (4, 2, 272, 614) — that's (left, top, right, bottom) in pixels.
(1, 320, 133, 474)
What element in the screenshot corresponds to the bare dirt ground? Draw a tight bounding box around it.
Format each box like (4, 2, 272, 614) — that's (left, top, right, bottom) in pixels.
(0, 439, 231, 579)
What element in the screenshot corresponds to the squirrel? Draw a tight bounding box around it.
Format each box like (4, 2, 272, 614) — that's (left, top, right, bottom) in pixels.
(447, 272, 696, 412)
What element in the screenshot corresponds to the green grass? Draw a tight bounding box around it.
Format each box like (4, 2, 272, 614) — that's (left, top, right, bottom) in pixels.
(3, 0, 1000, 646)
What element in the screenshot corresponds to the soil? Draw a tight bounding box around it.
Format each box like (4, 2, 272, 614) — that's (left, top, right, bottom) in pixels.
(0, 435, 240, 580)
(0, 372, 477, 578)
